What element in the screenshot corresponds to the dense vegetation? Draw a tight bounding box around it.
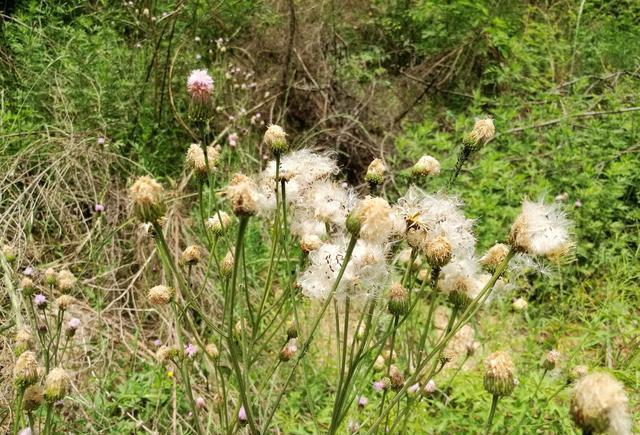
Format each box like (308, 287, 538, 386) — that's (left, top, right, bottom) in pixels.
(1, 1, 638, 434)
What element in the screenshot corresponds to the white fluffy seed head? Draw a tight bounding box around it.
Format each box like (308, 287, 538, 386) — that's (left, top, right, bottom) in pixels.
(223, 173, 261, 216)
(509, 200, 572, 259)
(570, 372, 631, 435)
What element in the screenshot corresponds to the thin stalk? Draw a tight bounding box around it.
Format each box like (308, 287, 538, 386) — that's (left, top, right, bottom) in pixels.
(262, 233, 359, 432)
(12, 388, 24, 435)
(378, 315, 399, 433)
(485, 395, 499, 434)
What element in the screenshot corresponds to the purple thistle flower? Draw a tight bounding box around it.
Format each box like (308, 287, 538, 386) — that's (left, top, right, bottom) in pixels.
(34, 293, 47, 308)
(67, 318, 81, 330)
(196, 396, 206, 409)
(94, 203, 105, 212)
(372, 381, 384, 392)
(22, 266, 34, 276)
(407, 383, 420, 395)
(184, 343, 198, 358)
(357, 395, 368, 408)
(153, 339, 162, 347)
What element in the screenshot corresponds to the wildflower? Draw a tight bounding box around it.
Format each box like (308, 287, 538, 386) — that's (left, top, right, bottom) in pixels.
(129, 176, 165, 223)
(438, 258, 485, 310)
(483, 351, 517, 397)
(407, 383, 420, 396)
(228, 132, 239, 148)
(412, 155, 441, 177)
(348, 420, 360, 433)
(22, 384, 44, 411)
(357, 396, 368, 408)
(347, 196, 402, 243)
(464, 117, 495, 152)
(570, 372, 630, 435)
(153, 339, 162, 347)
(94, 203, 105, 213)
(14, 351, 38, 388)
(43, 268, 57, 286)
(66, 318, 81, 337)
(509, 200, 571, 259)
(186, 144, 220, 175)
(23, 266, 34, 276)
(56, 270, 76, 292)
(263, 124, 288, 154)
(480, 243, 510, 272)
(389, 365, 405, 390)
(2, 244, 16, 262)
(372, 380, 385, 393)
(55, 295, 76, 310)
(184, 343, 198, 358)
(238, 406, 247, 425)
(147, 285, 174, 305)
(386, 283, 408, 316)
(15, 328, 34, 355)
(187, 69, 214, 103)
(20, 277, 35, 296)
(196, 396, 206, 409)
(512, 297, 528, 312)
(364, 158, 385, 187)
(206, 212, 232, 236)
(279, 338, 298, 362)
(222, 173, 261, 216)
(44, 367, 71, 402)
(167, 370, 174, 378)
(180, 245, 202, 266)
(423, 379, 437, 395)
(34, 294, 47, 309)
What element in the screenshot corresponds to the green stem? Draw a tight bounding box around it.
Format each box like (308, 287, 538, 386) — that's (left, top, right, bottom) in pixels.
(485, 395, 500, 434)
(13, 388, 24, 435)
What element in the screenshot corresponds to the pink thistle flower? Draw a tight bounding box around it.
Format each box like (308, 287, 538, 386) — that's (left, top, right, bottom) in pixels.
(153, 339, 162, 347)
(23, 266, 34, 276)
(34, 293, 47, 308)
(407, 383, 420, 396)
(238, 405, 247, 422)
(184, 343, 198, 358)
(97, 137, 105, 145)
(372, 381, 384, 392)
(357, 395, 368, 408)
(196, 396, 206, 409)
(228, 133, 239, 148)
(94, 204, 105, 212)
(67, 318, 81, 330)
(187, 69, 214, 102)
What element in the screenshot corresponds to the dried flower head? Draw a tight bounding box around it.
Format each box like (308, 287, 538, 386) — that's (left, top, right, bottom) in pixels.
(20, 277, 35, 296)
(222, 173, 260, 216)
(44, 367, 71, 402)
(386, 283, 408, 316)
(263, 124, 288, 154)
(15, 328, 34, 355)
(509, 200, 571, 259)
(186, 144, 220, 175)
(44, 268, 58, 286)
(464, 117, 495, 152)
(365, 158, 386, 186)
(205, 343, 220, 359)
(512, 297, 528, 312)
(156, 345, 180, 363)
(14, 351, 38, 388)
(425, 235, 452, 268)
(483, 351, 517, 397)
(279, 338, 298, 362)
(412, 155, 441, 177)
(300, 234, 323, 253)
(347, 196, 402, 243)
(55, 295, 76, 310)
(129, 176, 165, 222)
(543, 350, 561, 371)
(570, 372, 631, 435)
(570, 365, 589, 382)
(373, 355, 385, 372)
(389, 365, 405, 390)
(206, 212, 232, 236)
(480, 243, 510, 272)
(147, 285, 174, 305)
(22, 384, 44, 411)
(286, 319, 299, 339)
(180, 245, 202, 266)
(221, 249, 235, 277)
(2, 244, 16, 262)
(56, 270, 77, 292)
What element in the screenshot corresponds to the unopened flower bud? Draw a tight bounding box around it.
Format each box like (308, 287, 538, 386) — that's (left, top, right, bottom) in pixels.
(422, 379, 437, 395)
(55, 295, 76, 311)
(15, 328, 34, 355)
(389, 365, 405, 391)
(205, 343, 220, 359)
(44, 268, 57, 286)
(407, 382, 420, 396)
(195, 396, 206, 409)
(512, 297, 528, 312)
(480, 243, 510, 272)
(20, 278, 35, 296)
(221, 250, 235, 277)
(2, 244, 16, 262)
(286, 320, 298, 339)
(373, 355, 385, 372)
(206, 212, 231, 236)
(238, 406, 248, 425)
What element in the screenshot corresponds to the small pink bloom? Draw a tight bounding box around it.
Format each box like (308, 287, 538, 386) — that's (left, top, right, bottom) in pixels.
(372, 381, 384, 392)
(357, 395, 368, 408)
(228, 133, 239, 148)
(97, 137, 105, 145)
(407, 383, 420, 395)
(196, 396, 206, 409)
(23, 266, 34, 276)
(423, 379, 436, 394)
(187, 69, 214, 102)
(94, 204, 105, 212)
(153, 339, 162, 347)
(68, 318, 81, 330)
(34, 294, 47, 308)
(184, 343, 198, 358)
(238, 405, 247, 422)
(574, 200, 582, 207)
